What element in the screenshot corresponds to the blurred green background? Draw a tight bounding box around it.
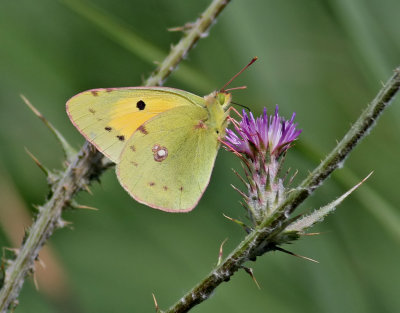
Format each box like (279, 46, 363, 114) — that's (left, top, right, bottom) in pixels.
(1, 0, 399, 312)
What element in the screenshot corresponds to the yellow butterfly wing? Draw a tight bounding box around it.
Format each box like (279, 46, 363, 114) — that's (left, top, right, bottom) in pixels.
(116, 105, 224, 212)
(66, 87, 204, 163)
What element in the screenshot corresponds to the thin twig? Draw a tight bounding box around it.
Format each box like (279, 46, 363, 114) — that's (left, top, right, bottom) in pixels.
(164, 67, 400, 313)
(0, 1, 231, 311)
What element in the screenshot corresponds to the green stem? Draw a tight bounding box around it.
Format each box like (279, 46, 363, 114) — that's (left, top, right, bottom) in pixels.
(0, 0, 231, 311)
(144, 0, 231, 87)
(165, 67, 400, 313)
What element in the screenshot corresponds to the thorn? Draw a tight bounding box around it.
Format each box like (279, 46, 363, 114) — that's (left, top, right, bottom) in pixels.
(241, 162, 255, 190)
(230, 184, 248, 199)
(222, 213, 252, 233)
(71, 201, 99, 211)
(282, 167, 291, 183)
(36, 256, 46, 269)
(24, 147, 50, 176)
(21, 94, 76, 160)
(287, 169, 298, 187)
(33, 271, 39, 291)
(168, 22, 195, 32)
(276, 151, 287, 178)
(241, 266, 261, 289)
(232, 168, 248, 187)
(56, 218, 73, 229)
(3, 247, 19, 256)
(152, 293, 160, 312)
(302, 232, 322, 236)
(82, 184, 93, 195)
(217, 238, 228, 266)
(274, 246, 319, 263)
(360, 171, 374, 184)
(32, 204, 42, 213)
(77, 204, 98, 211)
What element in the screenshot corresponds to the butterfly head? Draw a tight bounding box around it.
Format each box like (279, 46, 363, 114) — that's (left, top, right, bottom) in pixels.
(217, 91, 232, 109)
(204, 90, 232, 110)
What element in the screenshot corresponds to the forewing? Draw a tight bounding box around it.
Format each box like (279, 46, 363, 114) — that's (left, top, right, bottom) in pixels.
(66, 87, 204, 163)
(116, 105, 220, 212)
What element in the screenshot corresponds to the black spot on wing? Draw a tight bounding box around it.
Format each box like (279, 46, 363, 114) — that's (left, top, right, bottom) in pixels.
(105, 126, 112, 132)
(117, 135, 125, 141)
(136, 100, 146, 110)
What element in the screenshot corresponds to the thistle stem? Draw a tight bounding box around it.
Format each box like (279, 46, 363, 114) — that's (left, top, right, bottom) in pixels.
(0, 1, 231, 311)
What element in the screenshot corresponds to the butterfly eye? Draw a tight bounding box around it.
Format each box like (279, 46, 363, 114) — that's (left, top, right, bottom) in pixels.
(217, 93, 225, 105)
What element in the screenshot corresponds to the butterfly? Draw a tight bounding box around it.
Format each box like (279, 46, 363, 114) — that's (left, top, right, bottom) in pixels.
(66, 58, 257, 212)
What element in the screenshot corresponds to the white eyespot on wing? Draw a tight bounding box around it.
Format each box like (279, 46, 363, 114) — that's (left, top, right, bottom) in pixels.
(152, 144, 168, 162)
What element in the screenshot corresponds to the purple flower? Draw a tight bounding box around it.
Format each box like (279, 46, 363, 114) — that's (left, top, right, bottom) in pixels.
(225, 106, 301, 159)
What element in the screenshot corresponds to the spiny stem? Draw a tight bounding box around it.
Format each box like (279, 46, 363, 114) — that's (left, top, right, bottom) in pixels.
(0, 1, 231, 311)
(164, 66, 400, 313)
(144, 0, 231, 87)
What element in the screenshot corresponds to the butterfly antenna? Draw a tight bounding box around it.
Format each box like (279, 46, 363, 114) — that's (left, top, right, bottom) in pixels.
(224, 85, 248, 92)
(231, 101, 251, 112)
(220, 57, 258, 92)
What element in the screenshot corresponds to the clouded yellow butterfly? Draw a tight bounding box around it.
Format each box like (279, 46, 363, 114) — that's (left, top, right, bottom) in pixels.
(66, 58, 257, 212)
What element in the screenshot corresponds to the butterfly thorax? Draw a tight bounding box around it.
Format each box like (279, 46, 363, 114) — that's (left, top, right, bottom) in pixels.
(203, 91, 231, 138)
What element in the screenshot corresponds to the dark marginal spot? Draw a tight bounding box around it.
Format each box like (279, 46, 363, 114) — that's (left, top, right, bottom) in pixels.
(129, 145, 136, 152)
(117, 135, 125, 141)
(152, 145, 168, 162)
(91, 90, 99, 96)
(105, 126, 112, 132)
(136, 100, 146, 110)
(88, 108, 96, 114)
(130, 161, 138, 167)
(149, 182, 155, 187)
(179, 186, 184, 192)
(163, 186, 168, 191)
(138, 125, 148, 135)
(106, 88, 114, 92)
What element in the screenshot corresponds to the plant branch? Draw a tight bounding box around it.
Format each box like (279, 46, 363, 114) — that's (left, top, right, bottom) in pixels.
(144, 0, 231, 87)
(0, 0, 231, 311)
(165, 67, 400, 313)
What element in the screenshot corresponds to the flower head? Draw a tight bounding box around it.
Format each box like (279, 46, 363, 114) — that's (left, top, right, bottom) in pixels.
(225, 106, 301, 159)
(225, 106, 301, 224)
